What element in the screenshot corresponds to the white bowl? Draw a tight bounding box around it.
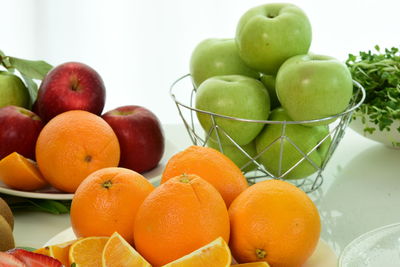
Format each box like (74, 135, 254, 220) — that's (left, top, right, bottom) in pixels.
(339, 222, 400, 267)
(350, 112, 400, 149)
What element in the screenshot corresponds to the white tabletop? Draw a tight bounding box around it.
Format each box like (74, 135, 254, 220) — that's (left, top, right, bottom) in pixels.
(12, 123, 400, 257)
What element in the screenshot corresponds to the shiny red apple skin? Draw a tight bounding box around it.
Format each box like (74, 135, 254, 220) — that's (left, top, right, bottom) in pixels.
(36, 62, 106, 122)
(102, 105, 165, 173)
(0, 105, 43, 160)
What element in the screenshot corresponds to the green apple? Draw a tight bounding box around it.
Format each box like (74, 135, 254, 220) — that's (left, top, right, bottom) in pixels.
(0, 71, 29, 108)
(190, 38, 259, 88)
(276, 54, 353, 125)
(260, 74, 280, 109)
(255, 108, 331, 179)
(195, 75, 270, 145)
(207, 138, 258, 172)
(235, 3, 312, 75)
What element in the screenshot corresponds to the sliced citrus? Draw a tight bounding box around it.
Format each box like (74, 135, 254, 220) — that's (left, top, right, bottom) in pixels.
(161, 237, 231, 267)
(33, 246, 50, 256)
(102, 232, 151, 267)
(35, 239, 78, 266)
(0, 152, 48, 191)
(69, 236, 109, 267)
(47, 239, 77, 266)
(232, 262, 270, 266)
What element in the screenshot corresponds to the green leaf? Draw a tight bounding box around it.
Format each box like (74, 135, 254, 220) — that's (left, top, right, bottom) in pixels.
(8, 57, 52, 80)
(1, 56, 12, 69)
(364, 127, 376, 134)
(20, 74, 38, 105)
(50, 200, 70, 214)
(16, 247, 37, 252)
(0, 194, 71, 215)
(27, 199, 70, 214)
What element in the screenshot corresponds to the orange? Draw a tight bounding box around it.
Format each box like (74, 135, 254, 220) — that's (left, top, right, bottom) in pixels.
(228, 180, 321, 267)
(0, 152, 48, 191)
(134, 174, 230, 267)
(161, 237, 231, 267)
(232, 262, 270, 266)
(161, 145, 248, 207)
(69, 236, 109, 267)
(70, 167, 154, 244)
(102, 232, 151, 267)
(35, 239, 77, 266)
(35, 110, 120, 192)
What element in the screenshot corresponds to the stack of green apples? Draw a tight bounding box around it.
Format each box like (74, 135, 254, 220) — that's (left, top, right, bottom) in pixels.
(190, 3, 353, 180)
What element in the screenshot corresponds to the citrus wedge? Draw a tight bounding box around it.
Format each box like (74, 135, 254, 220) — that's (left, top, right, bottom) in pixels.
(102, 232, 151, 267)
(33, 246, 50, 256)
(48, 239, 77, 266)
(35, 239, 78, 266)
(69, 236, 109, 267)
(0, 152, 48, 191)
(232, 262, 270, 266)
(161, 237, 231, 267)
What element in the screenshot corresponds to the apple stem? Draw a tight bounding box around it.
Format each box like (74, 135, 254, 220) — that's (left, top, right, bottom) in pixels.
(70, 77, 80, 91)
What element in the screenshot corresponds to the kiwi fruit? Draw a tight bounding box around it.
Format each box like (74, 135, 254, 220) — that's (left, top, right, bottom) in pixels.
(0, 197, 13, 229)
(0, 215, 15, 251)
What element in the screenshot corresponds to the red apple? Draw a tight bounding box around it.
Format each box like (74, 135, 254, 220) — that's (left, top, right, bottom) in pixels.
(0, 106, 43, 160)
(36, 62, 106, 122)
(102, 105, 165, 173)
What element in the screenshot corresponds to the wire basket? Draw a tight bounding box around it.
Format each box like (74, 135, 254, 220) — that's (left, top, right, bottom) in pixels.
(170, 74, 366, 193)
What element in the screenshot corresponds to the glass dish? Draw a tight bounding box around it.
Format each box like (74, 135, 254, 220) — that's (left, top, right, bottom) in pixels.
(339, 222, 400, 266)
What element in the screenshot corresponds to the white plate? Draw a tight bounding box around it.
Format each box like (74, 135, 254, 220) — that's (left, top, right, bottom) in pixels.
(45, 227, 337, 267)
(0, 139, 177, 200)
(0, 181, 74, 200)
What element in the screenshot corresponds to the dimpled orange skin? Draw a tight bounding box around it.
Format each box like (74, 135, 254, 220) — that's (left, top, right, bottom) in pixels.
(133, 174, 230, 267)
(35, 110, 120, 193)
(228, 179, 321, 267)
(70, 167, 154, 244)
(161, 145, 248, 207)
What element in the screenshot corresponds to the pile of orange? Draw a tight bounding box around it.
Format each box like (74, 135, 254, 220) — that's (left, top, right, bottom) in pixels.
(0, 110, 120, 193)
(0, 117, 322, 266)
(63, 145, 321, 267)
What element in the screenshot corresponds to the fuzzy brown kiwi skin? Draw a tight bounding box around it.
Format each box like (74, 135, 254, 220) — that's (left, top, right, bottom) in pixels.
(0, 198, 13, 230)
(0, 215, 15, 251)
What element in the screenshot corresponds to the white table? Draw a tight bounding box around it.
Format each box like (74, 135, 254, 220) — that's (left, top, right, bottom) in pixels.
(13, 123, 400, 257)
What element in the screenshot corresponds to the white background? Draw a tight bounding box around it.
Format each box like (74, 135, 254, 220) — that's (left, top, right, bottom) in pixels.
(2, 0, 399, 124)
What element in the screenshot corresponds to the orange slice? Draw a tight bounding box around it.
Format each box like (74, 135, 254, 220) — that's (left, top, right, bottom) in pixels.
(161, 237, 231, 267)
(48, 239, 77, 266)
(232, 262, 270, 266)
(0, 152, 48, 191)
(102, 232, 151, 267)
(33, 246, 50, 256)
(69, 236, 109, 267)
(35, 239, 78, 266)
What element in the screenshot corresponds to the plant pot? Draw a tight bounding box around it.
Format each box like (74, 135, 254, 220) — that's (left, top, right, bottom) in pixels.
(350, 112, 400, 149)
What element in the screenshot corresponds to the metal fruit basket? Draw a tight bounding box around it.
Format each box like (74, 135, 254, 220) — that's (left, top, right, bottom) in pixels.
(170, 74, 366, 193)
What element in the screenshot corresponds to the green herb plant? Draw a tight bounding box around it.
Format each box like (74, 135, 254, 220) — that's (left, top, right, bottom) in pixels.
(346, 45, 400, 147)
